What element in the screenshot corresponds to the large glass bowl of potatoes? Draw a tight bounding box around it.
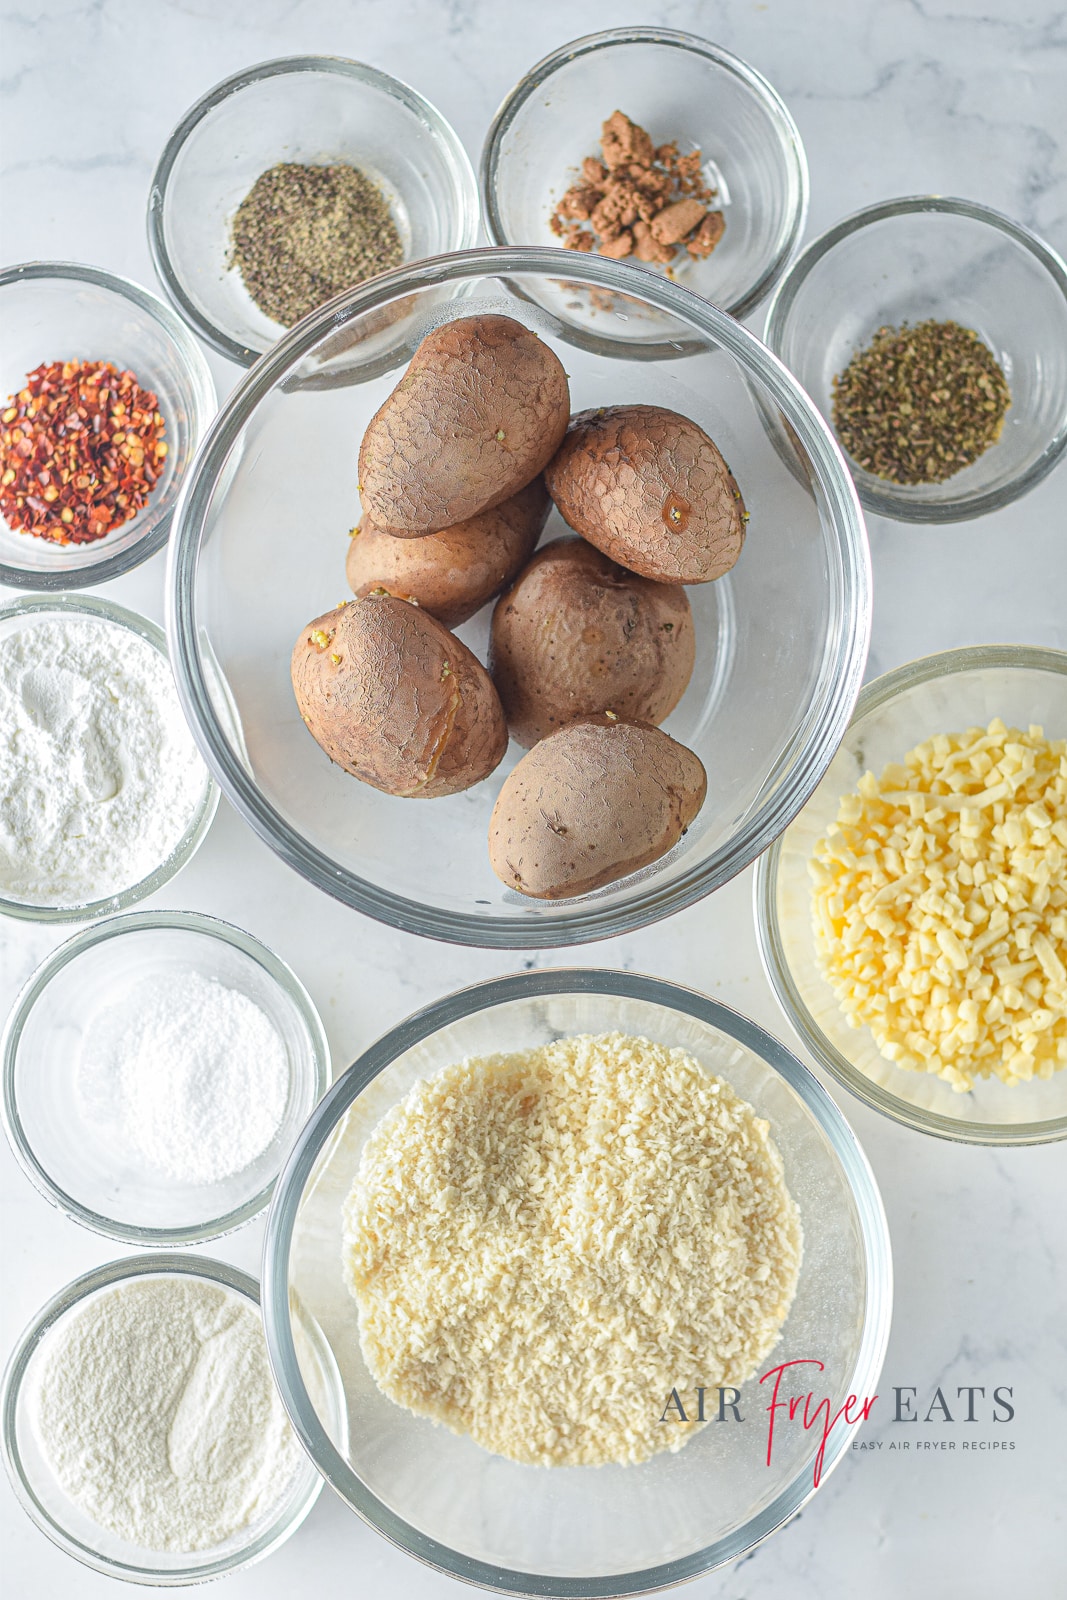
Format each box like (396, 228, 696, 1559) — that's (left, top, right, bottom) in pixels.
(167, 247, 870, 946)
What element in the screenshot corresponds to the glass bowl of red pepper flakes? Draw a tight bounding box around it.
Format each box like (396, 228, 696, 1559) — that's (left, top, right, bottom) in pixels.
(0, 262, 215, 590)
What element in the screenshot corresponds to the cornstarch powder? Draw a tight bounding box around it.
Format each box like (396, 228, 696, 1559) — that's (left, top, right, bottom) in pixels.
(76, 970, 290, 1185)
(0, 614, 206, 906)
(33, 1276, 301, 1552)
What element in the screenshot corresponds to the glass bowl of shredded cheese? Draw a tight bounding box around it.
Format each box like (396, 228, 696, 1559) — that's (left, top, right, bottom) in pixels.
(262, 968, 891, 1595)
(756, 644, 1067, 1145)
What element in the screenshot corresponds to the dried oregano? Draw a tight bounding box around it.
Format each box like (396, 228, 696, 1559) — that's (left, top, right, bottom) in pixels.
(831, 319, 1011, 486)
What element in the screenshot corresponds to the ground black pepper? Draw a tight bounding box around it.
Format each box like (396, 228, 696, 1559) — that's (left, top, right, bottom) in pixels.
(831, 319, 1011, 486)
(230, 162, 404, 328)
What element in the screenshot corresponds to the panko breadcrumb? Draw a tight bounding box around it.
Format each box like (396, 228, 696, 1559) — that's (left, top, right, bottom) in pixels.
(810, 719, 1067, 1090)
(342, 1032, 802, 1467)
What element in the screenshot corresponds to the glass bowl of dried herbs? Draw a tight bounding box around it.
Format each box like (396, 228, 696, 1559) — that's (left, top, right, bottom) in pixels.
(762, 196, 1067, 523)
(149, 56, 480, 376)
(0, 263, 215, 589)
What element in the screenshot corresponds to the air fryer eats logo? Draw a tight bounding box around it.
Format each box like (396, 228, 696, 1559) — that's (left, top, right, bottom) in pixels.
(660, 1359, 1015, 1490)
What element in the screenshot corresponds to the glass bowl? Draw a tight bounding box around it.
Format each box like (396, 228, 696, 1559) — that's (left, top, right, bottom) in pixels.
(1, 910, 330, 1245)
(148, 55, 480, 375)
(1, 1254, 335, 1586)
(0, 594, 217, 923)
(762, 197, 1067, 523)
(262, 968, 892, 1596)
(0, 263, 215, 588)
(480, 27, 809, 352)
(755, 645, 1067, 1145)
(167, 246, 870, 948)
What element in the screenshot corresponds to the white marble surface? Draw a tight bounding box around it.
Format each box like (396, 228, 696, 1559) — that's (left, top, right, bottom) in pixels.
(1, 1, 1065, 1596)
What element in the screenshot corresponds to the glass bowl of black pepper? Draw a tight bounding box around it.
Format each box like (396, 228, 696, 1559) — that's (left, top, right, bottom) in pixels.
(148, 56, 480, 375)
(762, 196, 1067, 523)
(0, 263, 215, 589)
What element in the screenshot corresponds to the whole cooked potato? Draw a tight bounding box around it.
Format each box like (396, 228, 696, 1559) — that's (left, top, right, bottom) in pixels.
(489, 538, 694, 747)
(358, 314, 570, 536)
(346, 477, 550, 629)
(544, 403, 746, 583)
(488, 714, 706, 898)
(292, 594, 507, 798)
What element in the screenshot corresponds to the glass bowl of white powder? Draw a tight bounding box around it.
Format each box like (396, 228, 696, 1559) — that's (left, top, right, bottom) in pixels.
(0, 594, 217, 921)
(263, 968, 892, 1596)
(2, 910, 330, 1244)
(1, 1254, 334, 1582)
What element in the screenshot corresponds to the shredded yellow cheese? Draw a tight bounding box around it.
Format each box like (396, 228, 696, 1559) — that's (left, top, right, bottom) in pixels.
(810, 719, 1067, 1091)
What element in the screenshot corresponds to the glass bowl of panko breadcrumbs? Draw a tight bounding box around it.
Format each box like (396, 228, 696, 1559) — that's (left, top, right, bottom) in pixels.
(262, 969, 891, 1595)
(756, 644, 1067, 1145)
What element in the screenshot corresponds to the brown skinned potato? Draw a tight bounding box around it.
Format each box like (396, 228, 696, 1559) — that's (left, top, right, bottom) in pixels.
(291, 595, 507, 798)
(358, 315, 570, 536)
(489, 538, 694, 747)
(346, 478, 550, 629)
(543, 404, 747, 583)
(488, 714, 706, 898)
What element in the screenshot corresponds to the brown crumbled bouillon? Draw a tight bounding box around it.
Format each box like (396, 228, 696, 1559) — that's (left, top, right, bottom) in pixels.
(831, 319, 1011, 486)
(549, 110, 724, 266)
(230, 162, 404, 327)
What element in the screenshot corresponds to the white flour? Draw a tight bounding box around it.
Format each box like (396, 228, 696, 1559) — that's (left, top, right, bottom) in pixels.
(34, 1276, 302, 1552)
(0, 614, 207, 906)
(77, 970, 290, 1185)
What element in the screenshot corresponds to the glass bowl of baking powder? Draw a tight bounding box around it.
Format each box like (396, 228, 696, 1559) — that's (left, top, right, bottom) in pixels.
(2, 909, 330, 1245)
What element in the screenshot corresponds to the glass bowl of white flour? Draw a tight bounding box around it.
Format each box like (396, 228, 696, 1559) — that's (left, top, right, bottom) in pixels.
(1, 1254, 338, 1582)
(2, 908, 330, 1245)
(0, 593, 217, 921)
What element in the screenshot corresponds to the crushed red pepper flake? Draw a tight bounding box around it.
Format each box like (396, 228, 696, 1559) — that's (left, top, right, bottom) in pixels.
(0, 360, 168, 545)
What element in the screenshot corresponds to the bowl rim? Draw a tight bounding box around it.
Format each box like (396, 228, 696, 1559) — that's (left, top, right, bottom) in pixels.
(763, 195, 1067, 524)
(754, 641, 1067, 1145)
(147, 53, 482, 367)
(1, 908, 331, 1245)
(0, 1252, 323, 1585)
(479, 25, 810, 328)
(166, 242, 871, 949)
(261, 965, 892, 1597)
(0, 260, 216, 590)
(0, 592, 218, 923)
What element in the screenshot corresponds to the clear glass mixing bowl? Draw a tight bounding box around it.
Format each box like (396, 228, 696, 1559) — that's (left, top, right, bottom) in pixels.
(755, 644, 1067, 1144)
(148, 56, 480, 374)
(2, 910, 330, 1245)
(481, 27, 809, 345)
(0, 263, 215, 588)
(167, 247, 870, 946)
(262, 968, 892, 1596)
(2, 1254, 335, 1585)
(762, 197, 1067, 523)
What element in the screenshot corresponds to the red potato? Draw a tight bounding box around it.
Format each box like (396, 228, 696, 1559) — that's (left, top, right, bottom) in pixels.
(488, 714, 707, 898)
(544, 403, 747, 583)
(346, 478, 550, 629)
(358, 314, 570, 536)
(489, 538, 694, 747)
(291, 594, 507, 798)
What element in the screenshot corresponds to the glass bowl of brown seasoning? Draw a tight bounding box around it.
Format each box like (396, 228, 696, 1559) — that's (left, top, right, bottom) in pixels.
(148, 56, 479, 377)
(762, 196, 1067, 523)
